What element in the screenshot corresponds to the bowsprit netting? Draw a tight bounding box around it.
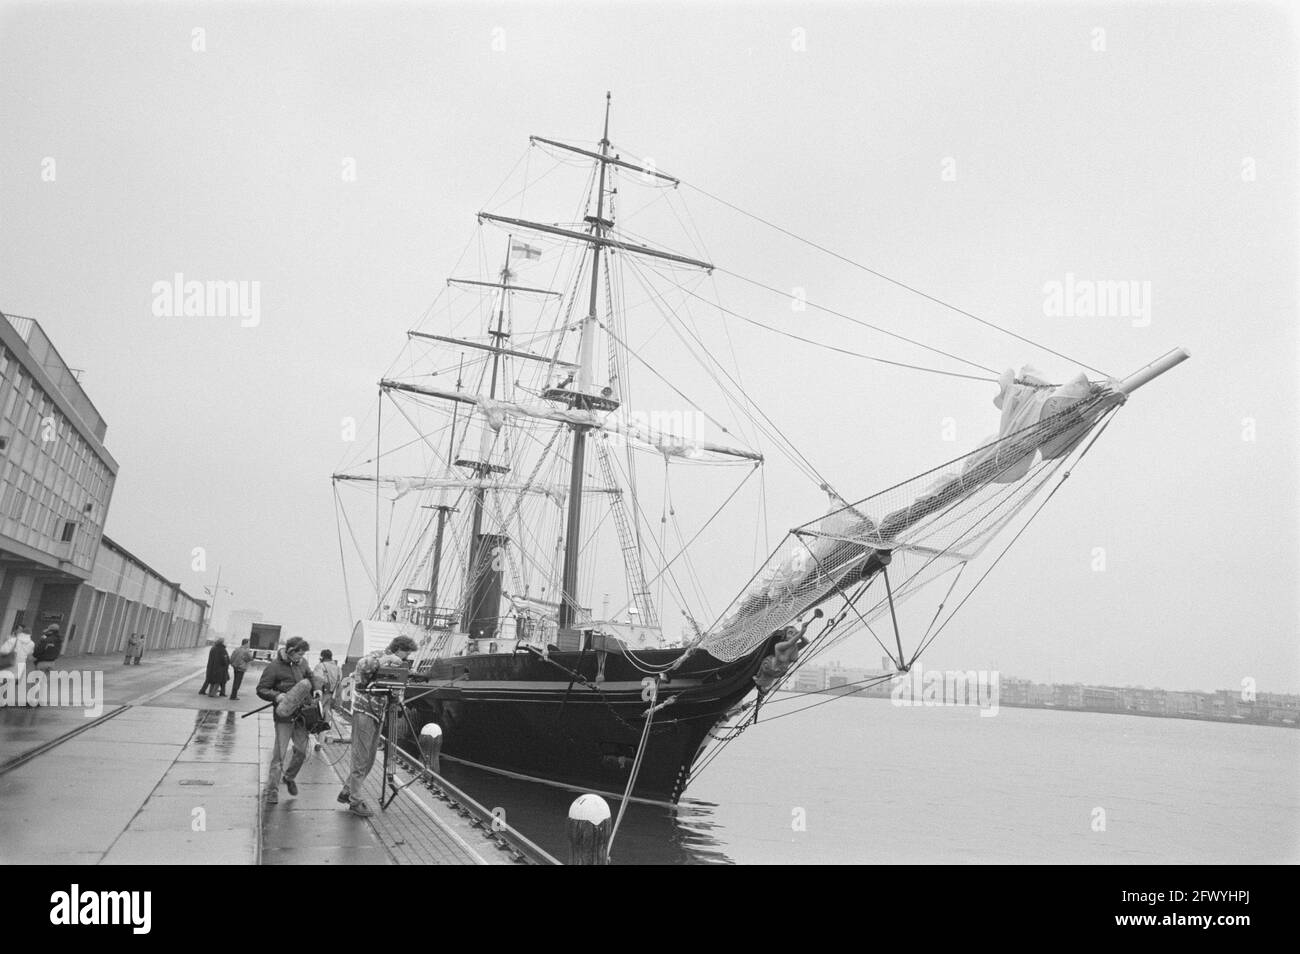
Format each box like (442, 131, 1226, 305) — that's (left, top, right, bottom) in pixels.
(694, 368, 1125, 663)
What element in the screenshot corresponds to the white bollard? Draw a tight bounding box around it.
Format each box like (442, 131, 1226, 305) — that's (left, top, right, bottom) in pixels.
(567, 794, 611, 865)
(418, 722, 443, 774)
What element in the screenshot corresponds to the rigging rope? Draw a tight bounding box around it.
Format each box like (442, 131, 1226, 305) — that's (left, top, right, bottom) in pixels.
(606, 684, 659, 861)
(710, 267, 999, 377)
(664, 278, 997, 384)
(622, 253, 830, 488)
(333, 486, 357, 626)
(683, 181, 1112, 377)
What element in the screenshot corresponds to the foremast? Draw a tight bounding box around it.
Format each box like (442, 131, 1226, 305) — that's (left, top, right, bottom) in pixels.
(457, 244, 514, 637)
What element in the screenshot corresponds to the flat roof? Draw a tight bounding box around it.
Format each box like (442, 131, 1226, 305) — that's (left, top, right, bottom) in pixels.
(2, 310, 116, 470)
(100, 534, 208, 609)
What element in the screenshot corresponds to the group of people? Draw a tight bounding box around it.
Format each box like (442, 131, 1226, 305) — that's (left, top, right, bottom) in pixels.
(0, 623, 64, 677)
(123, 633, 146, 665)
(255, 633, 418, 818)
(197, 636, 256, 699)
(192, 630, 422, 820)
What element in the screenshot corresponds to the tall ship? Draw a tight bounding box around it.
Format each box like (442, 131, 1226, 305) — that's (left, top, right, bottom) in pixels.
(333, 95, 1187, 803)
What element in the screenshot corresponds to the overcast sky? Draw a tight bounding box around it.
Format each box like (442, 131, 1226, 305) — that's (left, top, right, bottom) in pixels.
(1, 1, 1295, 693)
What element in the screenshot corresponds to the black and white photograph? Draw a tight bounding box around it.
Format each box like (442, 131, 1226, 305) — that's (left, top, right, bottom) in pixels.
(0, 0, 1295, 892)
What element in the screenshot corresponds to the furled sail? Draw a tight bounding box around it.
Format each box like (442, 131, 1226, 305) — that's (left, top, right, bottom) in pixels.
(331, 474, 619, 503)
(696, 367, 1122, 663)
(379, 381, 763, 462)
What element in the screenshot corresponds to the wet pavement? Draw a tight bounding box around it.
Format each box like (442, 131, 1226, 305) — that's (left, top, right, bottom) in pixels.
(0, 651, 530, 864)
(260, 739, 393, 865)
(0, 646, 212, 768)
(0, 649, 265, 864)
(0, 704, 262, 864)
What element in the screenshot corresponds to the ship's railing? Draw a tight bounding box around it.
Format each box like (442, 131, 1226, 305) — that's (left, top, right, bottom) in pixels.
(379, 730, 560, 865)
(405, 605, 460, 629)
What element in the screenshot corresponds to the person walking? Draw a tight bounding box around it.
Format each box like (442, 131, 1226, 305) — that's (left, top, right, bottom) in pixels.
(311, 649, 342, 711)
(228, 638, 253, 700)
(198, 637, 230, 697)
(131, 633, 145, 665)
(32, 625, 63, 673)
(124, 633, 142, 665)
(256, 637, 313, 805)
(0, 625, 35, 679)
(340, 635, 418, 817)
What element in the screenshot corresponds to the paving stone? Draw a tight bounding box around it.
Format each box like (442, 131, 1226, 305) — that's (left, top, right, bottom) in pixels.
(101, 827, 257, 865)
(261, 845, 393, 865)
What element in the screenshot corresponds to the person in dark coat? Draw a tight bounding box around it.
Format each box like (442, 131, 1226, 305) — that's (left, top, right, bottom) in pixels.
(256, 637, 313, 804)
(198, 637, 231, 697)
(32, 624, 63, 672)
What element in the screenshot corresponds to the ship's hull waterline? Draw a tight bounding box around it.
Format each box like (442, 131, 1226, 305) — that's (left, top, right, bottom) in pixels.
(400, 646, 768, 803)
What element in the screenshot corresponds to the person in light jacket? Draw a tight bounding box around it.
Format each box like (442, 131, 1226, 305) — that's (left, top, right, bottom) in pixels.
(312, 649, 342, 713)
(341, 636, 418, 817)
(228, 638, 254, 700)
(0, 626, 35, 679)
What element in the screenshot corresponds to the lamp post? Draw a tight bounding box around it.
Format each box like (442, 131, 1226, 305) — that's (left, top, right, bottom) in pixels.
(203, 566, 234, 644)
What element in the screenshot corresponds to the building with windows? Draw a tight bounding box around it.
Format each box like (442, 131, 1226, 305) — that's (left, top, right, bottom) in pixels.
(1, 312, 116, 634)
(64, 535, 209, 653)
(1, 310, 207, 654)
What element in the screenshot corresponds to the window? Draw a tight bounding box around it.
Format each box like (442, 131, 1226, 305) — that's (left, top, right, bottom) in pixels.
(61, 519, 75, 542)
(3, 376, 19, 418)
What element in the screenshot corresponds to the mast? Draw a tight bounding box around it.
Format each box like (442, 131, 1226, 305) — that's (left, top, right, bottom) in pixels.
(373, 96, 720, 635)
(557, 93, 614, 631)
(460, 239, 514, 634)
(423, 503, 455, 626)
(423, 354, 462, 629)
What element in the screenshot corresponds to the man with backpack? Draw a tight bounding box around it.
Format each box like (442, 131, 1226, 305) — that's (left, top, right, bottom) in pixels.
(256, 636, 315, 805)
(32, 625, 63, 670)
(312, 649, 342, 711)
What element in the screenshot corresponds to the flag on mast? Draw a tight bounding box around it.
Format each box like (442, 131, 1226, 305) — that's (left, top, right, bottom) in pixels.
(511, 240, 542, 260)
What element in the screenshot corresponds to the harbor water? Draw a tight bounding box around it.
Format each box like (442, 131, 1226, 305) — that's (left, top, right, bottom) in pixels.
(438, 694, 1300, 864)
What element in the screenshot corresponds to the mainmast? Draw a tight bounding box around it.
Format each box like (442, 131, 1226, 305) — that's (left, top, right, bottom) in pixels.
(383, 94, 720, 637)
(476, 94, 714, 631)
(556, 93, 614, 632)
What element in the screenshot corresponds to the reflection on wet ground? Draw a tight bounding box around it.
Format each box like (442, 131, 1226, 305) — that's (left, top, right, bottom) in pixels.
(185, 709, 256, 762)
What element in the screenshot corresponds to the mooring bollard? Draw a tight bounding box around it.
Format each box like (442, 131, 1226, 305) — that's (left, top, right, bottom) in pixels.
(418, 723, 443, 774)
(567, 794, 611, 865)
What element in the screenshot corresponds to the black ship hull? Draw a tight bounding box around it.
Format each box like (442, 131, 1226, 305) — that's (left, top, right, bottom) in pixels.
(401, 644, 768, 803)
